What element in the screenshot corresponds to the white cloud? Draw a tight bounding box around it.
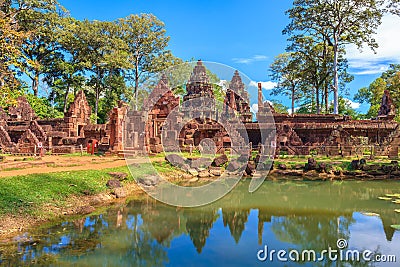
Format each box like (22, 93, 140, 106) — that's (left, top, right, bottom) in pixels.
(343, 98, 361, 109)
(249, 80, 277, 90)
(250, 103, 258, 114)
(232, 54, 268, 64)
(287, 107, 300, 115)
(216, 79, 229, 91)
(346, 14, 400, 75)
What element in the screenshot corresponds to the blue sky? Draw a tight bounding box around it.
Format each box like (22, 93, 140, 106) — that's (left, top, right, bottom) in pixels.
(58, 0, 400, 113)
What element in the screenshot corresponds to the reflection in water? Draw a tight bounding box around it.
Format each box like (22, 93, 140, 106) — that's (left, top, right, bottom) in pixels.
(1, 180, 400, 266)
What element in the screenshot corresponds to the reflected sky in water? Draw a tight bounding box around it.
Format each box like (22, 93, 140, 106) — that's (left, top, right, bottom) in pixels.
(1, 180, 400, 266)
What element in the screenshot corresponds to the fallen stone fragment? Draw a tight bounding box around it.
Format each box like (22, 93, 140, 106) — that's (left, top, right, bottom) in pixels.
(198, 170, 210, 178)
(106, 179, 122, 189)
(188, 168, 199, 177)
(108, 172, 128, 181)
(138, 175, 160, 186)
(113, 188, 127, 198)
(77, 205, 95, 215)
(213, 154, 228, 167)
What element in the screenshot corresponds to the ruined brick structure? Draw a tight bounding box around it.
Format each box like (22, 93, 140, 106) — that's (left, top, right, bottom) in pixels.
(121, 60, 400, 158)
(224, 70, 252, 123)
(0, 92, 108, 155)
(1, 60, 399, 158)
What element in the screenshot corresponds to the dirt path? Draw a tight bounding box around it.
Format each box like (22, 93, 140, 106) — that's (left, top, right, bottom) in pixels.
(0, 155, 154, 178)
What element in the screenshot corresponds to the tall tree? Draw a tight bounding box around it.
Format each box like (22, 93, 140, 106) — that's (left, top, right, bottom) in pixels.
(0, 0, 29, 105)
(72, 19, 128, 122)
(43, 17, 87, 113)
(17, 1, 65, 96)
(116, 14, 180, 110)
(284, 0, 399, 114)
(287, 36, 332, 114)
(269, 52, 304, 114)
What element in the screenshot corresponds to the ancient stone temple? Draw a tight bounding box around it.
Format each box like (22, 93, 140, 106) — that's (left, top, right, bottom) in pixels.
(378, 90, 396, 119)
(119, 60, 400, 158)
(8, 96, 37, 121)
(184, 60, 214, 101)
(62, 90, 92, 137)
(2, 60, 400, 158)
(0, 90, 109, 155)
(146, 74, 180, 153)
(223, 70, 252, 123)
(181, 60, 216, 121)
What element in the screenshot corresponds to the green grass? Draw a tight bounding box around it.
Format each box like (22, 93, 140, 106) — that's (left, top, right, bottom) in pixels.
(0, 164, 161, 217)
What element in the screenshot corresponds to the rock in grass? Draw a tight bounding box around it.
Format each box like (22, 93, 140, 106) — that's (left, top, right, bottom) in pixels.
(212, 154, 228, 167)
(198, 170, 210, 178)
(113, 188, 127, 198)
(106, 179, 122, 189)
(394, 209, 400, 213)
(245, 162, 256, 175)
(209, 167, 222, 176)
(108, 172, 128, 181)
(226, 161, 241, 172)
(317, 162, 327, 173)
(293, 164, 304, 170)
(359, 158, 367, 165)
(188, 168, 199, 177)
(165, 154, 186, 167)
(305, 158, 317, 171)
(378, 196, 392, 201)
(351, 160, 361, 170)
(138, 175, 160, 186)
(77, 205, 95, 215)
(191, 157, 212, 169)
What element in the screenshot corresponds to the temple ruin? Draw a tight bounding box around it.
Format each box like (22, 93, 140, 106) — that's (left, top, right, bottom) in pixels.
(1, 60, 399, 159)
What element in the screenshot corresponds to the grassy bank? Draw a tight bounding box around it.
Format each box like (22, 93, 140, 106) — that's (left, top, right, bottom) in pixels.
(0, 161, 179, 238)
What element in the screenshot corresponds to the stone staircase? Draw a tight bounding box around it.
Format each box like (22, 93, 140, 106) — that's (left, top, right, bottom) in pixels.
(224, 121, 248, 155)
(0, 125, 15, 152)
(383, 125, 400, 158)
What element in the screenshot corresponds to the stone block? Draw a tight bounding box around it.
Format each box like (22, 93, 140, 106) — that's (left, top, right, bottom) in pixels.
(150, 144, 163, 153)
(213, 154, 228, 167)
(209, 167, 222, 176)
(106, 179, 121, 189)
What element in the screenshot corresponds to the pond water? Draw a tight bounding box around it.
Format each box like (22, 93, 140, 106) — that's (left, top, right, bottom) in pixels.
(1, 180, 400, 266)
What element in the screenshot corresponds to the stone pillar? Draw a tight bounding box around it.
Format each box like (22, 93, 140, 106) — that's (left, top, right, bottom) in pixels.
(258, 82, 263, 110)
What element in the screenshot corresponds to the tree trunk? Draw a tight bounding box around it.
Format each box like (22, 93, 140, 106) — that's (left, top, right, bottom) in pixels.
(63, 85, 69, 114)
(95, 68, 101, 123)
(32, 74, 39, 96)
(333, 41, 339, 114)
(134, 60, 139, 111)
(291, 87, 295, 115)
(316, 86, 320, 114)
(95, 87, 99, 123)
(323, 37, 329, 114)
(324, 82, 329, 113)
(0, 74, 4, 88)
